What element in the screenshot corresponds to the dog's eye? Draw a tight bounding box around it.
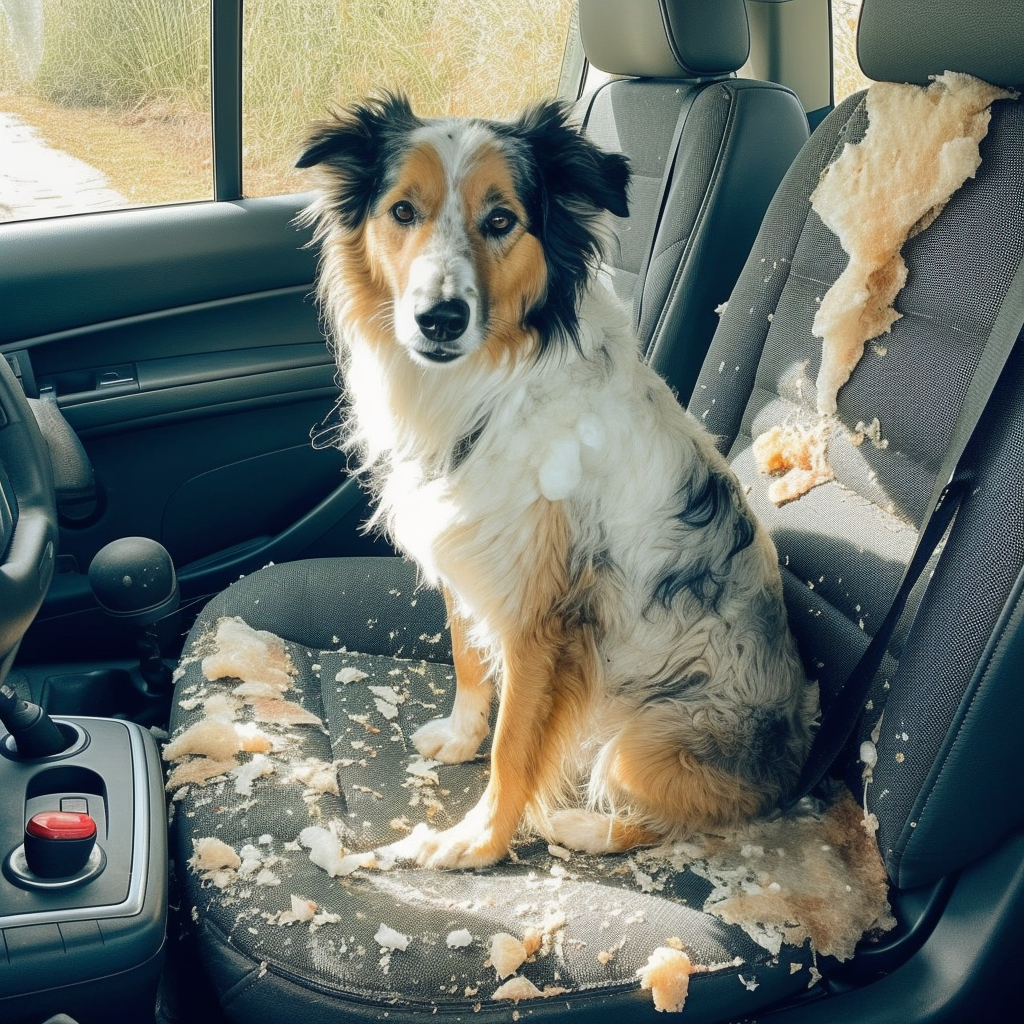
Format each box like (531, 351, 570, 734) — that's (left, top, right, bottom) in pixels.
(483, 208, 516, 237)
(391, 201, 416, 225)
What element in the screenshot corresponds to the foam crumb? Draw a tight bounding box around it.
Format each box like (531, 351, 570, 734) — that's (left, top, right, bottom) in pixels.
(163, 719, 240, 762)
(491, 978, 569, 1003)
(248, 697, 323, 726)
(290, 760, 340, 796)
(297, 825, 373, 876)
(637, 946, 693, 1013)
(189, 837, 240, 887)
(446, 928, 474, 949)
(336, 667, 369, 684)
(271, 894, 317, 926)
(853, 417, 889, 450)
(489, 933, 528, 979)
(231, 753, 275, 796)
(810, 71, 1017, 415)
(165, 756, 236, 791)
(753, 421, 834, 505)
(375, 922, 411, 951)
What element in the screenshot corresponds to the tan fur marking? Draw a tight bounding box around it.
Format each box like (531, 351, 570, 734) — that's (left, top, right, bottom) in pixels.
(460, 143, 547, 366)
(610, 714, 763, 832)
(361, 143, 448, 309)
(440, 499, 599, 862)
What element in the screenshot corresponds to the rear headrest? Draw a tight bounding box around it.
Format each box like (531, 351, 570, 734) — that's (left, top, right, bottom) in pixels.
(858, 0, 1024, 88)
(580, 0, 749, 80)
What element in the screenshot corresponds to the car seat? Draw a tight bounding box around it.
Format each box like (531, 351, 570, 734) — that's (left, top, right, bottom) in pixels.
(164, 1, 1024, 1022)
(574, 0, 809, 401)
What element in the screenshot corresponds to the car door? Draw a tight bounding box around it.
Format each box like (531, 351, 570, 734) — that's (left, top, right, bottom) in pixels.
(1, 0, 584, 662)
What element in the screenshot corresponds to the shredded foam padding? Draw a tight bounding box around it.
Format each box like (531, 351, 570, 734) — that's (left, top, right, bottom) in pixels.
(189, 837, 241, 889)
(201, 616, 297, 689)
(489, 933, 529, 979)
(639, 789, 894, 962)
(637, 947, 693, 1013)
(752, 420, 834, 505)
(491, 977, 569, 1003)
(247, 697, 323, 726)
(810, 71, 1017, 415)
(162, 719, 272, 762)
(165, 755, 237, 791)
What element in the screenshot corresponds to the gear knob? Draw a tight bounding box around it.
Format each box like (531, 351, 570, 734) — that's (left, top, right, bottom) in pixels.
(88, 537, 179, 627)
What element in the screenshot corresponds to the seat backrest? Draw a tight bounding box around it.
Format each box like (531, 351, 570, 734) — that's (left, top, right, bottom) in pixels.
(576, 0, 809, 402)
(689, 0, 1024, 891)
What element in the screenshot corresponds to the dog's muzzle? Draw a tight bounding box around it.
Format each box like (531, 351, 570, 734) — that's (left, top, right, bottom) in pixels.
(414, 299, 470, 361)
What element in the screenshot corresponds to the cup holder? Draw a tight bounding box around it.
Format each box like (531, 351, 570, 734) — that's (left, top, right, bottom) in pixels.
(0, 720, 89, 761)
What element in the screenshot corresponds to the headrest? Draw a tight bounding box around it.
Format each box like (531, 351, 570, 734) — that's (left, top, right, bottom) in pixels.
(580, 0, 749, 80)
(858, 0, 1024, 89)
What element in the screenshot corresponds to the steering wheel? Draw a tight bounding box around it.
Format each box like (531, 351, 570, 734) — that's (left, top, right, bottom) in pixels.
(0, 355, 57, 676)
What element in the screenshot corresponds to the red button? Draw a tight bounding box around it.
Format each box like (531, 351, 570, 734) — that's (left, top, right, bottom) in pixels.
(26, 811, 97, 842)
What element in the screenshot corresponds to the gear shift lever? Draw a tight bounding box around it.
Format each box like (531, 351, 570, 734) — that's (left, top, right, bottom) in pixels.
(88, 537, 180, 693)
(0, 681, 70, 757)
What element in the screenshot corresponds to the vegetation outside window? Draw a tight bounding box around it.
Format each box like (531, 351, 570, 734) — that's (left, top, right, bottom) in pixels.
(0, 0, 213, 221)
(243, 0, 579, 198)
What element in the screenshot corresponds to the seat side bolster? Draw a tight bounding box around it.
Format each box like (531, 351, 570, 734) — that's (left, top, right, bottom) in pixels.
(644, 81, 810, 405)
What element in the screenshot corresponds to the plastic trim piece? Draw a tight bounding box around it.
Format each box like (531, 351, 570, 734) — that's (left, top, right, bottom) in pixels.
(0, 719, 152, 929)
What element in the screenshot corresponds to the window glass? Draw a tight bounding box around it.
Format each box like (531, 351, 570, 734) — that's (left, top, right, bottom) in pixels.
(0, 0, 212, 222)
(242, 0, 578, 198)
(832, 0, 871, 104)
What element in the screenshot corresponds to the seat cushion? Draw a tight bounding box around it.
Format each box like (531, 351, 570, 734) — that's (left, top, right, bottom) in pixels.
(167, 558, 830, 1022)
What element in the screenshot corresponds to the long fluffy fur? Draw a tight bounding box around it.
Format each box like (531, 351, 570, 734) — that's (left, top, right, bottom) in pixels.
(298, 93, 818, 868)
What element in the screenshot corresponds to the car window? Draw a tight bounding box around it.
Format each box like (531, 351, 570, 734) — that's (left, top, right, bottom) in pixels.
(0, 0, 213, 221)
(0, 1, 579, 221)
(243, 0, 579, 198)
(832, 0, 871, 103)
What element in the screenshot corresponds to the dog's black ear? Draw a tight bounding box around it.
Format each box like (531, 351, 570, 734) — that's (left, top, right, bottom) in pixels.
(506, 101, 631, 348)
(297, 92, 419, 230)
(512, 100, 631, 220)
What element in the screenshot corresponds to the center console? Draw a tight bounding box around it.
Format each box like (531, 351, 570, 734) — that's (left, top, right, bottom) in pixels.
(0, 714, 166, 1024)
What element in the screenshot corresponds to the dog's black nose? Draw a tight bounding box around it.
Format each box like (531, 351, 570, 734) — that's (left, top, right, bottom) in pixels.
(416, 299, 470, 342)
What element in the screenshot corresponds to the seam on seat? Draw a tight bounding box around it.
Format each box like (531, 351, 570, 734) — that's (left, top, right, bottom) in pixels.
(645, 85, 739, 361)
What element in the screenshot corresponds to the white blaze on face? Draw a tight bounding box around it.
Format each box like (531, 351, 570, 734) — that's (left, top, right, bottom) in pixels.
(390, 121, 495, 358)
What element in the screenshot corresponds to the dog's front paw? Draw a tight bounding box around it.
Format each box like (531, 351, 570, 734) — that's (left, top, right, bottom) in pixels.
(411, 716, 485, 764)
(380, 818, 505, 869)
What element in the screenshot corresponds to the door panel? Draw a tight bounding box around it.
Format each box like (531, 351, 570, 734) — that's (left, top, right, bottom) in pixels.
(1, 195, 377, 663)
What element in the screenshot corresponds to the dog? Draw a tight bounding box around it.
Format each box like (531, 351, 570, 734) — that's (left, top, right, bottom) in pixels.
(297, 94, 818, 869)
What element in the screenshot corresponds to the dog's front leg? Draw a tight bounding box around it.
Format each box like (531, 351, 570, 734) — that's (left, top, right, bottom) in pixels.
(392, 626, 562, 869)
(411, 590, 493, 763)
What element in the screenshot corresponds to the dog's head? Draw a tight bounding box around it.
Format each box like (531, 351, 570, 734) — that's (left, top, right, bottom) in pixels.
(297, 93, 630, 366)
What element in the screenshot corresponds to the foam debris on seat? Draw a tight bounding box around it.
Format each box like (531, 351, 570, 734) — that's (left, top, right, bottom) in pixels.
(637, 946, 694, 1013)
(752, 72, 1017, 507)
(752, 420, 835, 506)
(171, 629, 893, 1013)
(639, 788, 895, 962)
(200, 615, 297, 689)
(810, 71, 1017, 416)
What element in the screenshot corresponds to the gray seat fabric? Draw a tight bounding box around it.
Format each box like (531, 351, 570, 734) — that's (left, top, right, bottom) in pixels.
(168, 559, 816, 1023)
(578, 0, 809, 403)
(167, 0, 1024, 1020)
